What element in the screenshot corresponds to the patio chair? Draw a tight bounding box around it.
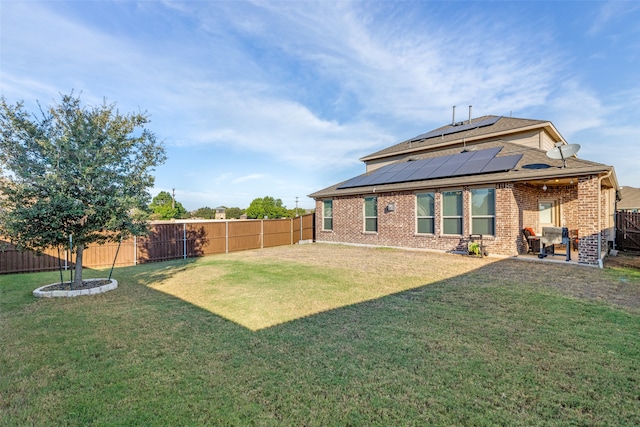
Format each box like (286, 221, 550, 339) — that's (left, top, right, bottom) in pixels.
(570, 229, 579, 251)
(523, 227, 540, 254)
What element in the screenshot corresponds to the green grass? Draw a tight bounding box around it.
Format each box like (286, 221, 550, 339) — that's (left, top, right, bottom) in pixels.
(1, 247, 639, 426)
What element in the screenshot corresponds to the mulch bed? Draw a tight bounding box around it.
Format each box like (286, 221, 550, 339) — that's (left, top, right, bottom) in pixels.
(40, 279, 112, 292)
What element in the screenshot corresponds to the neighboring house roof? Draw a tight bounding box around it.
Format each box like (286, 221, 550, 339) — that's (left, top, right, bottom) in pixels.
(309, 139, 616, 199)
(618, 186, 640, 210)
(360, 115, 565, 162)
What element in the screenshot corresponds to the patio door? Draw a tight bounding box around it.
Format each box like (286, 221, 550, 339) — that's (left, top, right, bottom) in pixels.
(539, 200, 558, 228)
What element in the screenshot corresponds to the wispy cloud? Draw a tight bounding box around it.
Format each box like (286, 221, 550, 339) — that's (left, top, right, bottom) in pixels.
(232, 174, 266, 184)
(2, 0, 639, 206)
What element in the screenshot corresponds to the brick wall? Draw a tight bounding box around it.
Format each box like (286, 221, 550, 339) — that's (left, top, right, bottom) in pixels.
(316, 179, 602, 264)
(316, 186, 521, 256)
(577, 175, 604, 265)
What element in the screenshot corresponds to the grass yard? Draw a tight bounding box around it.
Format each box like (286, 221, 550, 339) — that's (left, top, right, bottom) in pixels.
(1, 244, 639, 426)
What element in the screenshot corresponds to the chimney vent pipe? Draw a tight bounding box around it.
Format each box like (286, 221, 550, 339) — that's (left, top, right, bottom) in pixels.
(468, 105, 472, 124)
(452, 106, 456, 125)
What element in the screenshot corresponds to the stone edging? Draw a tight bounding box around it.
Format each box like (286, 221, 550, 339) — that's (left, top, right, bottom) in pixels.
(33, 279, 118, 298)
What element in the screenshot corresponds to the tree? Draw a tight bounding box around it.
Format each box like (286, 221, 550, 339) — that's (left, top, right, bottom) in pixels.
(288, 207, 307, 217)
(225, 207, 245, 219)
(192, 206, 216, 219)
(0, 93, 166, 288)
(149, 191, 188, 219)
(245, 196, 289, 219)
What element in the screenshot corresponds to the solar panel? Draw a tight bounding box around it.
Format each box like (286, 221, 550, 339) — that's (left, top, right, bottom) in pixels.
(467, 146, 502, 160)
(337, 146, 519, 190)
(410, 116, 500, 142)
(480, 154, 522, 173)
(455, 158, 494, 175)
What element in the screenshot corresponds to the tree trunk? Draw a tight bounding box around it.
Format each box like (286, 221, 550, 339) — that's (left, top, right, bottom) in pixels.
(73, 243, 84, 288)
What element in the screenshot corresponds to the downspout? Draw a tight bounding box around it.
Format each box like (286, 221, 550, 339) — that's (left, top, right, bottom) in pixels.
(597, 171, 612, 268)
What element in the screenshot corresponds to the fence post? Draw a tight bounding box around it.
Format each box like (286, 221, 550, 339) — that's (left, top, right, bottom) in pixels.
(225, 221, 229, 253)
(183, 223, 187, 259)
(300, 215, 303, 241)
(134, 235, 137, 266)
(291, 218, 293, 245)
(261, 219, 264, 249)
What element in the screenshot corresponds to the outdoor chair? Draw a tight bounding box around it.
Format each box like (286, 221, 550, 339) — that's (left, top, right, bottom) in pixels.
(523, 227, 540, 254)
(570, 229, 579, 251)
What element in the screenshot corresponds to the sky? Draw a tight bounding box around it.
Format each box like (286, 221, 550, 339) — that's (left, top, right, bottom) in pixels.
(1, 0, 639, 211)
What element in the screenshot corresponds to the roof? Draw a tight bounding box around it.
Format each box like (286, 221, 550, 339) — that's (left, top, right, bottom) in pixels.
(360, 115, 565, 162)
(309, 140, 616, 199)
(618, 186, 640, 209)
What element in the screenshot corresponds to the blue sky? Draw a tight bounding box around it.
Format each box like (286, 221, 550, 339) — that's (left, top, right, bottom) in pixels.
(1, 1, 639, 211)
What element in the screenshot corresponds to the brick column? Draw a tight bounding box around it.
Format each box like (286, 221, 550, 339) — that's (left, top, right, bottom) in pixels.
(577, 176, 599, 265)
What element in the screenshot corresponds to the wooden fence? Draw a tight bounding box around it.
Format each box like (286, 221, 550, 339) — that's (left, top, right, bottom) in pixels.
(616, 211, 640, 251)
(0, 214, 315, 274)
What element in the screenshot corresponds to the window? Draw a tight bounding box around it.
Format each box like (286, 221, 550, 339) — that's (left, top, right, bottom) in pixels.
(442, 191, 462, 235)
(364, 196, 377, 232)
(323, 199, 333, 231)
(416, 192, 435, 234)
(471, 188, 495, 235)
(539, 200, 557, 227)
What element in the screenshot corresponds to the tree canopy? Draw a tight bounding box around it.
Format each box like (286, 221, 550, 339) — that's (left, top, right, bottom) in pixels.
(245, 196, 289, 219)
(225, 207, 245, 219)
(0, 93, 166, 287)
(191, 206, 216, 219)
(149, 191, 188, 220)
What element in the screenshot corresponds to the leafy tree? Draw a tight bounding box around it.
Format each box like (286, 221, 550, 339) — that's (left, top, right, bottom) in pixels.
(288, 207, 307, 217)
(149, 191, 188, 220)
(225, 207, 245, 219)
(0, 93, 166, 288)
(245, 196, 289, 219)
(192, 206, 216, 219)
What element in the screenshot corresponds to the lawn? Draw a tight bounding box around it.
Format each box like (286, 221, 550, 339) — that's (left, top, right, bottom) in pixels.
(1, 244, 639, 426)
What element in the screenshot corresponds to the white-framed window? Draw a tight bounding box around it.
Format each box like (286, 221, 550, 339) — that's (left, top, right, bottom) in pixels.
(416, 192, 435, 234)
(364, 196, 377, 232)
(442, 190, 463, 235)
(471, 188, 495, 236)
(322, 199, 333, 231)
(539, 199, 558, 228)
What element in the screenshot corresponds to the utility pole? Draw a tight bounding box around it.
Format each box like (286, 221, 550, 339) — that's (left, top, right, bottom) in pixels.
(295, 196, 299, 217)
(172, 188, 175, 209)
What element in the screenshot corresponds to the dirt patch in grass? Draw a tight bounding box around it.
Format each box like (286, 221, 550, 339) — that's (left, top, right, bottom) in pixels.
(605, 250, 640, 269)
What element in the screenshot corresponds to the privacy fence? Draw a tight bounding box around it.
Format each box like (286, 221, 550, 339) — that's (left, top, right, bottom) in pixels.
(616, 211, 640, 252)
(0, 214, 315, 274)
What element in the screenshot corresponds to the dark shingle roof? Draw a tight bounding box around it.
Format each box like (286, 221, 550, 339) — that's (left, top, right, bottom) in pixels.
(360, 116, 560, 161)
(309, 140, 613, 199)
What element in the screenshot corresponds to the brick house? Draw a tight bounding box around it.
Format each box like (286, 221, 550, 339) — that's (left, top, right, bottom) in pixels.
(309, 115, 619, 266)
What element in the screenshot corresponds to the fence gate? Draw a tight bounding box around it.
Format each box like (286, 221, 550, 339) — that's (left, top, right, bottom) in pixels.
(616, 211, 640, 251)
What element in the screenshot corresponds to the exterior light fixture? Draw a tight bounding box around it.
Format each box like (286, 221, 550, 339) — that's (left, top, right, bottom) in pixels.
(543, 184, 547, 191)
